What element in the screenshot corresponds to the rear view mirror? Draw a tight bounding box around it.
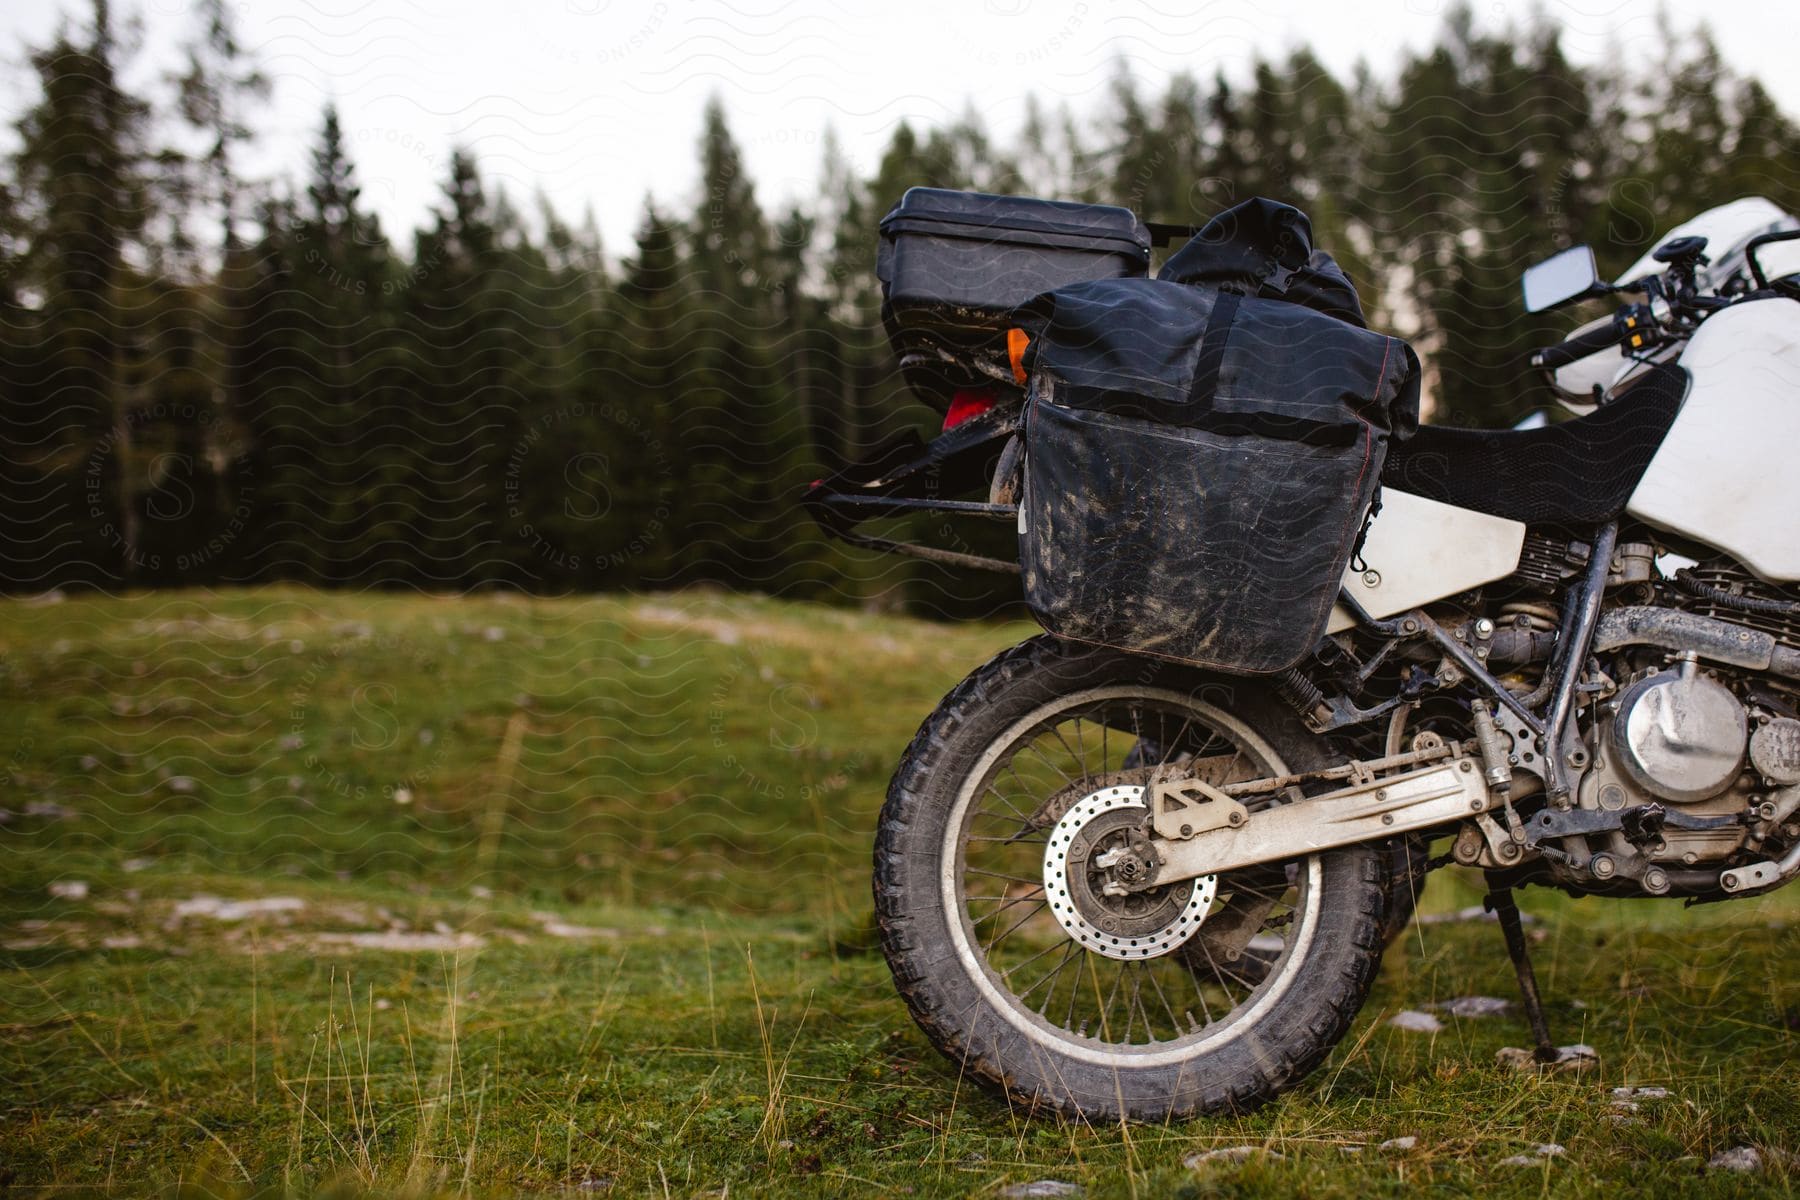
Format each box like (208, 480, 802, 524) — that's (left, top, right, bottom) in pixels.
(1522, 245, 1603, 313)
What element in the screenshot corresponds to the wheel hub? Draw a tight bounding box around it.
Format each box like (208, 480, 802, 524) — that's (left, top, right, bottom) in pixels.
(1042, 786, 1216, 960)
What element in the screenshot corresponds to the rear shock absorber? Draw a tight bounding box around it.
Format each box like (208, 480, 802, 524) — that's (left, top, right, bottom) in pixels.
(1276, 665, 1327, 723)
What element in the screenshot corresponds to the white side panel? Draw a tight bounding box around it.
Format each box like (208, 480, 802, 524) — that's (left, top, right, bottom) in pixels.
(1627, 300, 1800, 583)
(1326, 490, 1527, 634)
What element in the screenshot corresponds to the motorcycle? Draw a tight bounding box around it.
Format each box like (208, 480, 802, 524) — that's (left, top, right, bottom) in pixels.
(805, 193, 1800, 1121)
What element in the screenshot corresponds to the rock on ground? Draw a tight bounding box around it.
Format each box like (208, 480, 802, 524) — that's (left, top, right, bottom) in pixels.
(1708, 1146, 1763, 1173)
(1496, 1044, 1597, 1073)
(1389, 1009, 1444, 1033)
(1499, 1143, 1565, 1166)
(313, 931, 483, 952)
(1185, 1146, 1285, 1168)
(1378, 1136, 1418, 1151)
(1418, 904, 1536, 925)
(173, 895, 305, 921)
(999, 1183, 1082, 1198)
(1437, 995, 1512, 1018)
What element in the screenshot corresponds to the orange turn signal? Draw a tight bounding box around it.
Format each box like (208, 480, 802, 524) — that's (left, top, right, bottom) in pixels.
(1007, 328, 1031, 385)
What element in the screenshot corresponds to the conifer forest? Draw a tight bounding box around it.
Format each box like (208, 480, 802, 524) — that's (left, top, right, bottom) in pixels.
(4, 1, 1798, 605)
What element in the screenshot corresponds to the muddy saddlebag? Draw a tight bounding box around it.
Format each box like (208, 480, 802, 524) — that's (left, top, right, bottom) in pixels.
(1017, 262, 1420, 674)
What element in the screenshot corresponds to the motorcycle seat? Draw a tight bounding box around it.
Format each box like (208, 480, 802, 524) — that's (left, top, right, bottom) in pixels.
(1380, 364, 1687, 525)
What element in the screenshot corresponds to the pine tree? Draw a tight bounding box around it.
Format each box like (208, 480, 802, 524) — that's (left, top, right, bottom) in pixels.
(256, 105, 393, 582)
(8, 0, 153, 586)
(172, 0, 267, 252)
(691, 96, 771, 307)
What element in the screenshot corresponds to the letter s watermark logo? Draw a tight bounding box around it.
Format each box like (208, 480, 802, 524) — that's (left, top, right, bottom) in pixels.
(767, 683, 819, 752)
(562, 451, 613, 522)
(144, 453, 198, 522)
(350, 682, 401, 751)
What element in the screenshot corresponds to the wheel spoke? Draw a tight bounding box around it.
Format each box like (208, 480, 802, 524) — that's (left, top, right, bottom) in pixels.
(1181, 953, 1217, 1026)
(1023, 949, 1080, 1017)
(976, 780, 1035, 824)
(1005, 938, 1078, 995)
(1098, 956, 1126, 1039)
(983, 898, 1049, 954)
(1153, 714, 1195, 768)
(972, 890, 1044, 930)
(965, 867, 1044, 887)
(1019, 738, 1081, 791)
(1143, 959, 1183, 1037)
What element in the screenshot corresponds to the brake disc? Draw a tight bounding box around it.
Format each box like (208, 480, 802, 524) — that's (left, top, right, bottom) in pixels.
(1041, 786, 1217, 961)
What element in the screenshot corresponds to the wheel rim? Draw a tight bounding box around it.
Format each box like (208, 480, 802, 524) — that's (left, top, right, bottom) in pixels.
(940, 684, 1324, 1066)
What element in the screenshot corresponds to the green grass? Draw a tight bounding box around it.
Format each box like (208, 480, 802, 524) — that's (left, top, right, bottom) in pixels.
(2, 588, 1796, 1197)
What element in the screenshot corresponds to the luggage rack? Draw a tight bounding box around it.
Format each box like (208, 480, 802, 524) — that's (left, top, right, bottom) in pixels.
(801, 400, 1023, 575)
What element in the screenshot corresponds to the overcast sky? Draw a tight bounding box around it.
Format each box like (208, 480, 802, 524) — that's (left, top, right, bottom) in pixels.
(4, 0, 1797, 252)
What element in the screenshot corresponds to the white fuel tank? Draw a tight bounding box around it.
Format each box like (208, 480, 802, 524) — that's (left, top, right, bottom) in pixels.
(1626, 298, 1800, 583)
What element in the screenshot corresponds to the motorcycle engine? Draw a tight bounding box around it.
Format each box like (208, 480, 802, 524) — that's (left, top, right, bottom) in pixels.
(1608, 657, 1745, 803)
(1580, 655, 1800, 866)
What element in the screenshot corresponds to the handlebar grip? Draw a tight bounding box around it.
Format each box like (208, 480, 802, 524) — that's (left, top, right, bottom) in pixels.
(1530, 319, 1628, 370)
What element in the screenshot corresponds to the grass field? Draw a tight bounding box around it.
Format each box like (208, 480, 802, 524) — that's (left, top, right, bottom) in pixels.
(2, 588, 1796, 1197)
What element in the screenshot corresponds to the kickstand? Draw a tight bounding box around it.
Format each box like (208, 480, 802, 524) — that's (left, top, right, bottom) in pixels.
(1484, 880, 1558, 1062)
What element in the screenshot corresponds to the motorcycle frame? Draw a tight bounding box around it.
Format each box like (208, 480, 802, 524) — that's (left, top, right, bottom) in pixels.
(1333, 519, 1620, 800)
(801, 401, 1024, 575)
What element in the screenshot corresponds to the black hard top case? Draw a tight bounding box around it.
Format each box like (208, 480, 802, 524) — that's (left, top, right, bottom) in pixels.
(877, 188, 1152, 410)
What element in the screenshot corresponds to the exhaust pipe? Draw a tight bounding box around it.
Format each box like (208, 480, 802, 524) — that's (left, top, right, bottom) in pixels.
(1593, 606, 1800, 681)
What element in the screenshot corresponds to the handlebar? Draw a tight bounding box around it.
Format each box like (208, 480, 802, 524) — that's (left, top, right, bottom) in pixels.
(1745, 228, 1800, 289)
(1529, 318, 1629, 370)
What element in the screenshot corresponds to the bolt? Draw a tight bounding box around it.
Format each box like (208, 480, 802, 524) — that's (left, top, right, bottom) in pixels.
(1375, 789, 1388, 802)
(1592, 855, 1616, 879)
(1179, 823, 1193, 838)
(1475, 618, 1495, 637)
(1500, 842, 1520, 860)
(1381, 813, 1394, 826)
(1470, 798, 1485, 811)
(1362, 569, 1381, 588)
(1227, 811, 1245, 827)
(1459, 760, 1473, 773)
(1722, 872, 1738, 889)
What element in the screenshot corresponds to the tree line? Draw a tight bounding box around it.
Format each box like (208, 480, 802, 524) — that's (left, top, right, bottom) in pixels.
(3, 2, 1797, 603)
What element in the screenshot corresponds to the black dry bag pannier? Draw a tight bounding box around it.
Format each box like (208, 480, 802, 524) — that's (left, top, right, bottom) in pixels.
(1016, 200, 1420, 675)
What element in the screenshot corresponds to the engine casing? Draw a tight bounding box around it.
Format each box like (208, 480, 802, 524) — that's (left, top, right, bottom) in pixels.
(1609, 658, 1746, 803)
(1578, 657, 1757, 866)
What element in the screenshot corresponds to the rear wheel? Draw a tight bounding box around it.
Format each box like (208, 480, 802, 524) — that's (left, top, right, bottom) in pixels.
(875, 635, 1390, 1121)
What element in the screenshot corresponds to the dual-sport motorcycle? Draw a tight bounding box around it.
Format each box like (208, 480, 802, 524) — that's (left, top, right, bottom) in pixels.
(804, 191, 1800, 1121)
